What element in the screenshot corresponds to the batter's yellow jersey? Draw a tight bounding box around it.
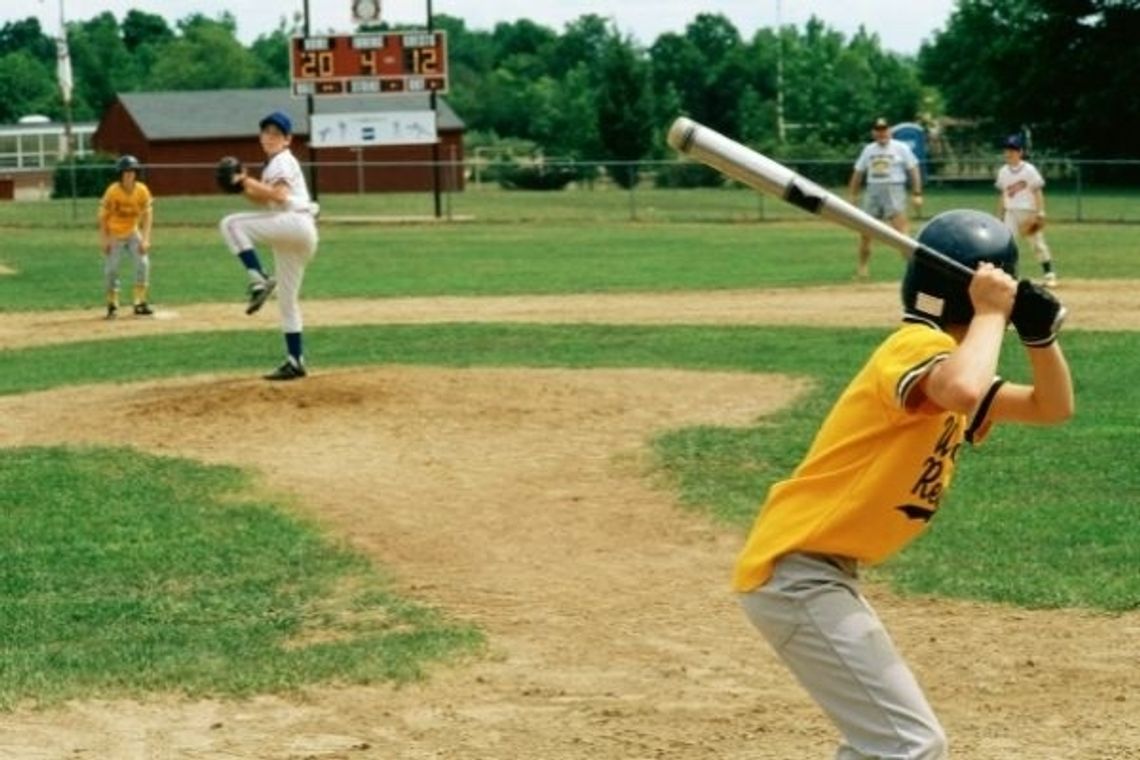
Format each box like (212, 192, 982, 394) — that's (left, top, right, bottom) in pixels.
(733, 321, 996, 592)
(100, 181, 152, 238)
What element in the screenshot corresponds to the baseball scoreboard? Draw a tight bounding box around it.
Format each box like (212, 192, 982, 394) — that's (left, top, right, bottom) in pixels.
(290, 31, 448, 97)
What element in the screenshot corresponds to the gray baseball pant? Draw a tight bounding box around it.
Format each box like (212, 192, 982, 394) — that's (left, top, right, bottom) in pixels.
(103, 232, 148, 293)
(739, 552, 947, 759)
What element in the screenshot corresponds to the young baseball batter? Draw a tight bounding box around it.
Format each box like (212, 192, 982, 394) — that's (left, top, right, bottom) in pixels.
(848, 117, 924, 280)
(996, 134, 1058, 287)
(99, 155, 154, 318)
(735, 210, 1073, 759)
(218, 110, 318, 381)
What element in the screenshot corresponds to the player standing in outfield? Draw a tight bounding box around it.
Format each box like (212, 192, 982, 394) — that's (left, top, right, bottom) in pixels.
(99, 155, 154, 318)
(996, 134, 1058, 287)
(735, 210, 1073, 759)
(218, 110, 318, 381)
(848, 117, 924, 280)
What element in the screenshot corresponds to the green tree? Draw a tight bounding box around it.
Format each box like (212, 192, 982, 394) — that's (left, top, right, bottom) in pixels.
(772, 18, 921, 146)
(66, 12, 135, 119)
(529, 63, 602, 159)
(648, 32, 705, 124)
(147, 14, 272, 90)
(250, 21, 295, 87)
(919, 0, 1140, 157)
(0, 17, 55, 64)
(121, 10, 173, 52)
(430, 15, 495, 130)
(548, 14, 612, 79)
(596, 36, 653, 187)
(491, 19, 557, 80)
(0, 51, 58, 122)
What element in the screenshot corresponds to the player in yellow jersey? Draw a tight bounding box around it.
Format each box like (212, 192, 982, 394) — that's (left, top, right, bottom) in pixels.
(735, 210, 1073, 759)
(99, 155, 154, 318)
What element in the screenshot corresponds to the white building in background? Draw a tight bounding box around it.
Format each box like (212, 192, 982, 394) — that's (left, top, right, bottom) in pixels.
(0, 117, 96, 169)
(0, 117, 96, 200)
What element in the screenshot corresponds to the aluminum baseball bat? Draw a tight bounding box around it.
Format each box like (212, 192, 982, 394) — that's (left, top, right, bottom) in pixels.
(665, 116, 973, 283)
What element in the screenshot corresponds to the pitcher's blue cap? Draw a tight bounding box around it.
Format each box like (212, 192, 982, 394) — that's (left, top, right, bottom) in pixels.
(1003, 134, 1024, 150)
(259, 110, 293, 135)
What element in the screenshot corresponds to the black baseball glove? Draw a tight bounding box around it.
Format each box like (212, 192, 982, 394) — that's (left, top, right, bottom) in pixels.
(215, 156, 245, 194)
(1010, 279, 1066, 347)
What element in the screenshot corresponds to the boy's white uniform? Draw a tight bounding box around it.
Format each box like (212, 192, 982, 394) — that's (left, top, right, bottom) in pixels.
(219, 148, 318, 334)
(996, 160, 1049, 246)
(995, 136, 1057, 285)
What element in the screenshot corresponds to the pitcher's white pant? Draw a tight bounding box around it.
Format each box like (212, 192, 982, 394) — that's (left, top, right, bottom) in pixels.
(220, 211, 317, 333)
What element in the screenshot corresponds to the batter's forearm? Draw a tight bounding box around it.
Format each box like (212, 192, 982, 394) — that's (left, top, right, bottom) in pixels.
(924, 314, 1007, 412)
(1025, 342, 1074, 422)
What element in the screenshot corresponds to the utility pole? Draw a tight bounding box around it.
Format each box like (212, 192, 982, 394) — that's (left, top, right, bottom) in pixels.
(57, 0, 78, 218)
(776, 0, 787, 143)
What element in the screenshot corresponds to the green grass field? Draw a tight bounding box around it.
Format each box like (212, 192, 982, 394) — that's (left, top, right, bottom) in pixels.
(1, 196, 1137, 708)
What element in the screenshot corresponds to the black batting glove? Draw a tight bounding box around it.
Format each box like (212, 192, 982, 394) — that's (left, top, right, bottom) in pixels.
(1010, 280, 1066, 347)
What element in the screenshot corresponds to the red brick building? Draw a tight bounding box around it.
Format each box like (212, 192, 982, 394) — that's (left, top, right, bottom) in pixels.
(93, 89, 465, 196)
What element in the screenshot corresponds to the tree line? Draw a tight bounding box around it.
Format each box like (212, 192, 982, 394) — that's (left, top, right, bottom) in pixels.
(2, 0, 1137, 169)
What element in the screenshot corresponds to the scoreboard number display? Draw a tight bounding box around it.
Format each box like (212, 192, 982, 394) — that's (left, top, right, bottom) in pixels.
(290, 31, 448, 96)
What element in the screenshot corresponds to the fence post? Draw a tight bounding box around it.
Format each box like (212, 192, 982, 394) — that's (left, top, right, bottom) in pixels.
(447, 144, 456, 221)
(627, 164, 637, 221)
(1075, 162, 1083, 223)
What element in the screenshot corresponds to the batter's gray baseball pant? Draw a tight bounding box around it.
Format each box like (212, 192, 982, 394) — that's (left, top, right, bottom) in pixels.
(739, 552, 947, 759)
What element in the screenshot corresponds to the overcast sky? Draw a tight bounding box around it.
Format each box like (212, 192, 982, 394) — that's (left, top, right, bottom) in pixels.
(22, 1, 957, 55)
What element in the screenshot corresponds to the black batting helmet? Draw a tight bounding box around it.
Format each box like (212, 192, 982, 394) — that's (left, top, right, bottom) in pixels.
(902, 210, 1018, 327)
(115, 154, 141, 174)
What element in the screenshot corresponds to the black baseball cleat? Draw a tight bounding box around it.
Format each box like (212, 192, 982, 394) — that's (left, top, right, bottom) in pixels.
(133, 302, 155, 316)
(105, 304, 118, 319)
(264, 360, 307, 381)
(246, 277, 277, 315)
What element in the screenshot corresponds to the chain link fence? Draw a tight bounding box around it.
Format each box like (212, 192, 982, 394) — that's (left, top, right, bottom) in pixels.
(3, 157, 1139, 226)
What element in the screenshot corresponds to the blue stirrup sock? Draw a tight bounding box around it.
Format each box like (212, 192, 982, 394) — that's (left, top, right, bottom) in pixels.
(237, 249, 268, 282)
(285, 332, 303, 365)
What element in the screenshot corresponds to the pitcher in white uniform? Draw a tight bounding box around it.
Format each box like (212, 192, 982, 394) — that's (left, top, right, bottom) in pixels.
(219, 110, 319, 380)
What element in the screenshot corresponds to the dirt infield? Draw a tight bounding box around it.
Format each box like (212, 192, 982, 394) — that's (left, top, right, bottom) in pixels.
(1, 279, 1137, 352)
(0, 286, 1137, 759)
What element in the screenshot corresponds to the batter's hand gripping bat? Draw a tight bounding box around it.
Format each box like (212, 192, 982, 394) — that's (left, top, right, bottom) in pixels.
(665, 116, 972, 283)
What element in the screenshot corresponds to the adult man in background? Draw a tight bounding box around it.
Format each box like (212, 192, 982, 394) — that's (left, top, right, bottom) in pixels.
(848, 117, 923, 280)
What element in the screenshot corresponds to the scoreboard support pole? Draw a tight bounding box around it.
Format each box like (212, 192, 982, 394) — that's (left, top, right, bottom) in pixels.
(428, 0, 442, 218)
(303, 0, 319, 201)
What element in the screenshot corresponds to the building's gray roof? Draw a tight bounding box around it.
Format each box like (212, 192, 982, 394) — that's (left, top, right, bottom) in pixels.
(117, 89, 463, 140)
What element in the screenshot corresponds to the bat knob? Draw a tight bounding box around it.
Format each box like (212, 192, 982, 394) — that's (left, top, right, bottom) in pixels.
(667, 117, 698, 153)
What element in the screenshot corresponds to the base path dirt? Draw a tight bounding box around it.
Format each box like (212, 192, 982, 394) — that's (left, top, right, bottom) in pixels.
(0, 279, 1136, 352)
(0, 365, 1137, 759)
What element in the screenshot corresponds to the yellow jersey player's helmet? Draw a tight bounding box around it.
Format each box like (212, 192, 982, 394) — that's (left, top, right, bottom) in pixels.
(903, 209, 1018, 327)
(115, 154, 141, 176)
